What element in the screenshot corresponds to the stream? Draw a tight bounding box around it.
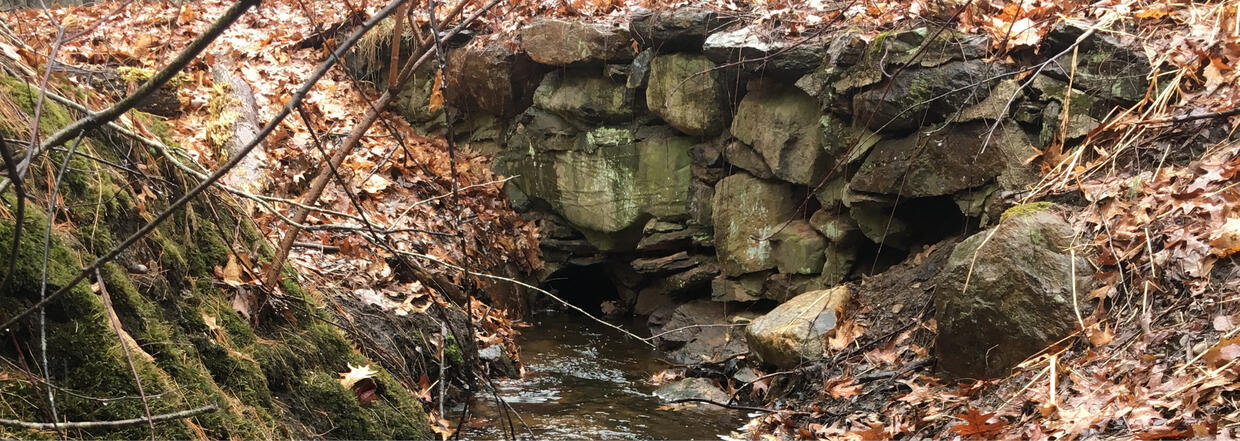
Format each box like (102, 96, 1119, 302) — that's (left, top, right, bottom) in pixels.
(461, 311, 748, 440)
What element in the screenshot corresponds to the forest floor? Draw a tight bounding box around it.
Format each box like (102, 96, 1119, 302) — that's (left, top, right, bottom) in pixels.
(2, 0, 1239, 439)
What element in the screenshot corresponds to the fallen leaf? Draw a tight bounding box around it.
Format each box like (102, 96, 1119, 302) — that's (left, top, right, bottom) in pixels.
(1210, 217, 1240, 257)
(338, 364, 378, 390)
(825, 377, 863, 399)
(846, 422, 887, 441)
(828, 319, 865, 350)
(360, 174, 392, 194)
(1135, 6, 1168, 19)
(416, 373, 433, 402)
(1215, 315, 1237, 332)
(950, 407, 1007, 438)
(214, 253, 246, 287)
(1135, 425, 1193, 440)
(428, 410, 454, 441)
(750, 376, 770, 398)
(427, 70, 444, 112)
(202, 313, 225, 341)
(1203, 335, 1240, 369)
(1086, 322, 1115, 347)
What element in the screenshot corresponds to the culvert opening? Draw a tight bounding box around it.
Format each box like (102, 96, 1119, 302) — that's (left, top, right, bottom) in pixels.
(854, 195, 977, 274)
(893, 195, 976, 243)
(541, 264, 619, 316)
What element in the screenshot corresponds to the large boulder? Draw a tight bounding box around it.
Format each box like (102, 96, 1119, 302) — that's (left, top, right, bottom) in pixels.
(731, 83, 829, 185)
(771, 220, 826, 275)
(849, 121, 1038, 197)
(444, 45, 545, 118)
(637, 261, 720, 299)
(763, 273, 830, 303)
(794, 30, 869, 114)
(520, 18, 635, 66)
(631, 251, 707, 275)
(712, 173, 797, 276)
(629, 7, 723, 52)
(495, 124, 693, 248)
(635, 224, 708, 253)
(1030, 76, 1108, 146)
(935, 203, 1094, 379)
(809, 210, 862, 284)
(853, 60, 1004, 134)
(645, 54, 730, 136)
(846, 194, 912, 249)
(745, 286, 851, 368)
(532, 70, 635, 124)
(503, 108, 581, 153)
(689, 179, 714, 226)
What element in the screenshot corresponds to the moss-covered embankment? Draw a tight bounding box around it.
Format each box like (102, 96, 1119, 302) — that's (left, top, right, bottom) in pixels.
(0, 76, 433, 439)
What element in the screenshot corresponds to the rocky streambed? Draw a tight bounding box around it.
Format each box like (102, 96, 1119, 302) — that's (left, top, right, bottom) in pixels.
(463, 312, 746, 440)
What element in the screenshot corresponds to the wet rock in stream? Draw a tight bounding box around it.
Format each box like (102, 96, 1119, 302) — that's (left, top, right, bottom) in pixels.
(654, 377, 730, 403)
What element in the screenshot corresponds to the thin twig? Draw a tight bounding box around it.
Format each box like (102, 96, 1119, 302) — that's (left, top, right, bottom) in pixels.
(0, 404, 218, 430)
(0, 137, 26, 293)
(1132, 106, 1240, 125)
(93, 268, 155, 440)
(35, 132, 87, 435)
(22, 14, 65, 179)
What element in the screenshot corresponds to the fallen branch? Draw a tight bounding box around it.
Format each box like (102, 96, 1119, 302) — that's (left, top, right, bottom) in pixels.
(291, 242, 340, 253)
(0, 137, 25, 293)
(93, 268, 155, 439)
(1132, 106, 1240, 125)
(0, 404, 217, 430)
(668, 398, 807, 415)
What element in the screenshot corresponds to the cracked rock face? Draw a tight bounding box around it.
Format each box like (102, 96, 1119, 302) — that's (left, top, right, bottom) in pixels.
(646, 53, 730, 136)
(712, 173, 796, 276)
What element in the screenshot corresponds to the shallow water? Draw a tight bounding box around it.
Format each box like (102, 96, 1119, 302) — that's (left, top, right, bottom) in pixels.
(461, 312, 747, 440)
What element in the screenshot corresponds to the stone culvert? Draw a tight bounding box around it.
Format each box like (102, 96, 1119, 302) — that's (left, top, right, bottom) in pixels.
(362, 12, 1149, 377)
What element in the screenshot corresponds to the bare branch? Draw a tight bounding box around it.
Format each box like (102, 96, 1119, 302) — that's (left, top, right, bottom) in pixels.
(0, 404, 218, 430)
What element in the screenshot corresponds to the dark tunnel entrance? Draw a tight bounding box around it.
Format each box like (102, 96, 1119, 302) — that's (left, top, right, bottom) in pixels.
(540, 264, 619, 316)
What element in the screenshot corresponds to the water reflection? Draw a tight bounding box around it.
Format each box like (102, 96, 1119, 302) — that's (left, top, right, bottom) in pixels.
(461, 311, 746, 440)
